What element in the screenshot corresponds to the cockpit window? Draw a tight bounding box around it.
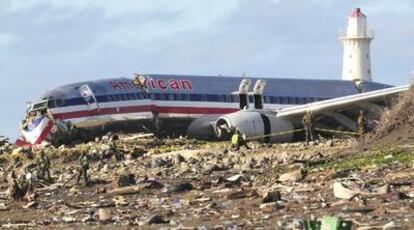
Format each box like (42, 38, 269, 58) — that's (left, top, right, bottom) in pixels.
(31, 100, 48, 111)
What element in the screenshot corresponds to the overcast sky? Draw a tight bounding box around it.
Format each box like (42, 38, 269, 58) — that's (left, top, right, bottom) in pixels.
(1, 0, 413, 139)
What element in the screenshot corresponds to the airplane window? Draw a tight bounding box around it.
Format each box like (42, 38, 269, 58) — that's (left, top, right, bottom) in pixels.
(169, 94, 174, 100)
(232, 95, 239, 102)
(159, 94, 165, 100)
(282, 97, 288, 104)
(226, 95, 231, 102)
(202, 95, 207, 101)
(106, 95, 112, 102)
(150, 94, 156, 100)
(264, 96, 270, 103)
(218, 95, 224, 102)
(122, 94, 129, 101)
(185, 94, 191, 101)
(289, 97, 296, 104)
(176, 94, 182, 101)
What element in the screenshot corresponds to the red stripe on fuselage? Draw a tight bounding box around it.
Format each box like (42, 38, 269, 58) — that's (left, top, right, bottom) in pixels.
(52, 105, 238, 120)
(34, 120, 54, 145)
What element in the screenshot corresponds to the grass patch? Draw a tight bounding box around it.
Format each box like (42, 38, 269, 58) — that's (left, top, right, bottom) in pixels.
(305, 147, 414, 171)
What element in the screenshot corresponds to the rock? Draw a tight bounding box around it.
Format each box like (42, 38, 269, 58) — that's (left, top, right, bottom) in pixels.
(144, 214, 168, 225)
(116, 174, 136, 187)
(325, 140, 334, 147)
(62, 216, 76, 223)
(98, 208, 112, 222)
(69, 186, 81, 195)
(225, 190, 246, 200)
(164, 182, 193, 193)
(279, 169, 304, 182)
(172, 154, 186, 165)
(204, 164, 221, 174)
(113, 196, 128, 207)
(374, 184, 389, 195)
(333, 182, 359, 200)
(152, 157, 170, 168)
(130, 147, 146, 159)
(226, 174, 243, 182)
(262, 191, 281, 203)
(22, 201, 37, 209)
(0, 203, 9, 211)
(82, 215, 93, 223)
(259, 201, 284, 210)
(383, 221, 397, 229)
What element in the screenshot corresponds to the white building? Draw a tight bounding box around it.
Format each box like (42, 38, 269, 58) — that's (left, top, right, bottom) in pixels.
(340, 8, 375, 82)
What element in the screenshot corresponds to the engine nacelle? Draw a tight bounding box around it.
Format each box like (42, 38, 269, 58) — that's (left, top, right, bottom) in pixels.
(214, 110, 294, 143)
(186, 114, 222, 139)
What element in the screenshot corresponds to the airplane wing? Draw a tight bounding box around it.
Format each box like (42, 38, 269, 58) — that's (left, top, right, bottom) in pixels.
(276, 84, 411, 118)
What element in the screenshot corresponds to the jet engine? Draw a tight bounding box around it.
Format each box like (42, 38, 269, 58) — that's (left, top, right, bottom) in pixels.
(214, 110, 294, 143)
(186, 114, 223, 140)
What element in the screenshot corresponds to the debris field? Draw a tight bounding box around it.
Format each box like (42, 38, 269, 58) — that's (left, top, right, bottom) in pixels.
(0, 89, 414, 229)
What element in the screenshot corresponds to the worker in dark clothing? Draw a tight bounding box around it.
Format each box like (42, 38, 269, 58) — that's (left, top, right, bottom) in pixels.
(76, 151, 90, 186)
(231, 129, 251, 151)
(7, 171, 24, 200)
(357, 110, 365, 135)
(302, 111, 314, 145)
(37, 150, 51, 181)
(354, 80, 363, 94)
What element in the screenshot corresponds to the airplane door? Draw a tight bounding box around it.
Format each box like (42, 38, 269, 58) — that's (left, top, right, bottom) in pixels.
(79, 84, 99, 116)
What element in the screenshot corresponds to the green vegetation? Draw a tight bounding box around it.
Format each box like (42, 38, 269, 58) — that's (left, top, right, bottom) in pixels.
(270, 147, 414, 176)
(306, 147, 414, 171)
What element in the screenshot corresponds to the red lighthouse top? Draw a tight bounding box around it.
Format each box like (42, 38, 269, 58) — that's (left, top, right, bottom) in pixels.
(349, 8, 366, 17)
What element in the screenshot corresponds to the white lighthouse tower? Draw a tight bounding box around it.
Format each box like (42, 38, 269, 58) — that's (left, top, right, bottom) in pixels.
(340, 8, 374, 82)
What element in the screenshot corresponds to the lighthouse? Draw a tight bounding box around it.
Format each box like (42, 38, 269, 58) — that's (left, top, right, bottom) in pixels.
(340, 8, 374, 82)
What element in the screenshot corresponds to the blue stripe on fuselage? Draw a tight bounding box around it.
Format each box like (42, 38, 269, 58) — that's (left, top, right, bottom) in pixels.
(48, 92, 329, 109)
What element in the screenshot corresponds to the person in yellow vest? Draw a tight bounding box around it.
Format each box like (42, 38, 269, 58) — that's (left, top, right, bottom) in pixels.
(231, 129, 250, 151)
(302, 111, 314, 145)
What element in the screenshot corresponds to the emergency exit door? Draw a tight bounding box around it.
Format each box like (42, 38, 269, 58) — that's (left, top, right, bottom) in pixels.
(79, 84, 99, 116)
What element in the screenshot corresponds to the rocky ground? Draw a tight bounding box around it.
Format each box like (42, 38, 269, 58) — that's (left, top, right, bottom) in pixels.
(1, 88, 414, 229)
(0, 132, 413, 229)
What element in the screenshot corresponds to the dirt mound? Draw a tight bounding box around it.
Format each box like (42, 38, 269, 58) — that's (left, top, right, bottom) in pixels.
(367, 85, 414, 145)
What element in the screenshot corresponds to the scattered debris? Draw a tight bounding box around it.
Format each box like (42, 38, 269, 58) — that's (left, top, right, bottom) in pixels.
(98, 208, 112, 223)
(279, 168, 305, 182)
(0, 129, 413, 228)
(333, 182, 359, 200)
(143, 214, 169, 225)
(262, 191, 281, 203)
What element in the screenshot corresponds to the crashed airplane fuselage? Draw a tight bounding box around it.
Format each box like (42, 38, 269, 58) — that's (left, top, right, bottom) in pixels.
(18, 74, 393, 146)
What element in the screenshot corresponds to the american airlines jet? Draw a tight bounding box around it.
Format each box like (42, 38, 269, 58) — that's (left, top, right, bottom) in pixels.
(18, 74, 409, 146)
